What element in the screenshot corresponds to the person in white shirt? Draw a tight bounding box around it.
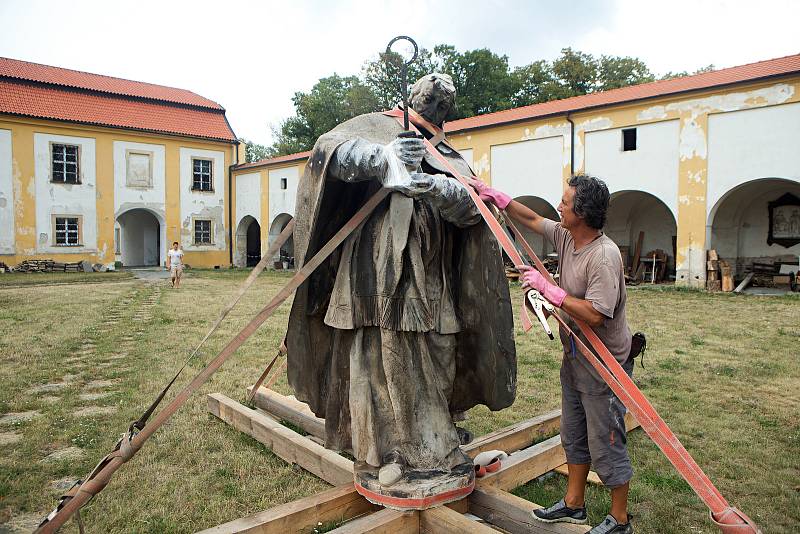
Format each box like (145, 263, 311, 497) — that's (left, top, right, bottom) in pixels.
(166, 241, 184, 288)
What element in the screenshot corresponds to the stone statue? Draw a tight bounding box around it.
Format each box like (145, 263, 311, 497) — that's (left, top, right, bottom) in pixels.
(286, 73, 516, 507)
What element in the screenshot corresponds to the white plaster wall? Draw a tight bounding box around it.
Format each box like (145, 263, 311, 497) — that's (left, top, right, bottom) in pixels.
(268, 166, 299, 228)
(34, 133, 97, 253)
(235, 172, 261, 226)
(0, 129, 13, 254)
(179, 147, 226, 251)
(707, 102, 800, 214)
(584, 120, 680, 219)
(113, 141, 166, 263)
(490, 136, 564, 209)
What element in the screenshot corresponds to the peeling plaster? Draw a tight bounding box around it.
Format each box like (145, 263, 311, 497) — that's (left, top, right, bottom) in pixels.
(679, 118, 707, 161)
(473, 152, 490, 178)
(577, 116, 614, 132)
(637, 105, 667, 121)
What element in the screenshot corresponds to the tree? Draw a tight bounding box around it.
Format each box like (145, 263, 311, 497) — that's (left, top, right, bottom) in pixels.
(435, 45, 516, 118)
(551, 48, 598, 97)
(241, 138, 271, 163)
(363, 47, 438, 111)
(660, 64, 715, 80)
(270, 74, 379, 155)
(511, 60, 559, 107)
(597, 55, 654, 91)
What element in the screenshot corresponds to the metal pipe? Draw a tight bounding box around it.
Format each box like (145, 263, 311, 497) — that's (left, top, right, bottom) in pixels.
(566, 113, 575, 176)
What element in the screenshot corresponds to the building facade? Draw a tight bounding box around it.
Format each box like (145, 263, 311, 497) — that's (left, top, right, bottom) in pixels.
(232, 53, 800, 287)
(0, 57, 241, 268)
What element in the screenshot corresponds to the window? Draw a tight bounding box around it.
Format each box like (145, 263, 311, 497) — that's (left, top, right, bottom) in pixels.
(51, 144, 80, 183)
(194, 219, 212, 244)
(126, 150, 153, 188)
(54, 216, 80, 246)
(280, 178, 287, 190)
(192, 158, 213, 191)
(622, 128, 637, 151)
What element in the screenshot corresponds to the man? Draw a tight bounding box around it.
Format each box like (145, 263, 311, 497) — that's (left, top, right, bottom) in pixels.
(473, 175, 634, 534)
(166, 241, 184, 288)
(286, 73, 516, 493)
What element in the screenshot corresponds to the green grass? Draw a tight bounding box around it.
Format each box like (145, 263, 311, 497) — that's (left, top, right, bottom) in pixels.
(0, 271, 798, 532)
(0, 270, 132, 287)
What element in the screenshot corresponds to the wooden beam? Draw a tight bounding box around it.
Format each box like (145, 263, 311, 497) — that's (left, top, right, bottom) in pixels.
(552, 465, 602, 485)
(196, 484, 377, 534)
(327, 509, 419, 534)
(208, 393, 353, 486)
(463, 409, 561, 458)
(420, 506, 498, 533)
(476, 435, 567, 491)
(247, 386, 326, 441)
(469, 488, 589, 534)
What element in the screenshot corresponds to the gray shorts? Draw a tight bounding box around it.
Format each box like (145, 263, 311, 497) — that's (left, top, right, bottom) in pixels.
(560, 381, 633, 488)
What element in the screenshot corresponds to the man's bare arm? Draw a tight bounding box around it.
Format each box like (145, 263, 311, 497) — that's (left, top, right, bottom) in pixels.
(504, 199, 548, 236)
(560, 295, 606, 328)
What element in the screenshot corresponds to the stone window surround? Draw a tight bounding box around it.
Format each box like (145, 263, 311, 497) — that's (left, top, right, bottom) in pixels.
(125, 148, 154, 189)
(193, 217, 213, 245)
(52, 214, 83, 246)
(50, 142, 82, 184)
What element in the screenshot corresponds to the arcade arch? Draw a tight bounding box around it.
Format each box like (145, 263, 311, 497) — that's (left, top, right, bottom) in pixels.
(115, 208, 164, 267)
(269, 213, 295, 269)
(234, 215, 261, 268)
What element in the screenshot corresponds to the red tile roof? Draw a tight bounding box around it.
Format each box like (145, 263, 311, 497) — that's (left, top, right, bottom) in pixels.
(234, 151, 312, 170)
(445, 53, 800, 133)
(0, 57, 237, 142)
(0, 57, 222, 109)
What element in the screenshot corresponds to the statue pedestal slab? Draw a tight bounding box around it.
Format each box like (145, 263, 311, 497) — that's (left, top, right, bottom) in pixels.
(353, 461, 475, 511)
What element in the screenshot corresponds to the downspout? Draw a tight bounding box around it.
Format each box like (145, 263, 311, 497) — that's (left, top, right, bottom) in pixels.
(228, 140, 239, 266)
(566, 113, 575, 177)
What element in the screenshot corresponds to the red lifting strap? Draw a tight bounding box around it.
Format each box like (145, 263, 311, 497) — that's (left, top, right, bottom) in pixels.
(388, 109, 760, 534)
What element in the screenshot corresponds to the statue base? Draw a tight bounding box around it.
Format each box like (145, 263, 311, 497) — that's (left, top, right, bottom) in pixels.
(353, 461, 475, 511)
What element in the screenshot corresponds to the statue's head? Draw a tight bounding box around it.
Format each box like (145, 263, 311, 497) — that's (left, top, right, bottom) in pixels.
(409, 73, 456, 127)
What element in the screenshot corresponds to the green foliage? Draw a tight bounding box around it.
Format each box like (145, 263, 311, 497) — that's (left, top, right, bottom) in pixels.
(241, 138, 271, 163)
(268, 45, 709, 156)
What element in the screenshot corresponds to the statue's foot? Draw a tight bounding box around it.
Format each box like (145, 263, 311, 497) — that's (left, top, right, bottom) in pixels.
(378, 450, 406, 487)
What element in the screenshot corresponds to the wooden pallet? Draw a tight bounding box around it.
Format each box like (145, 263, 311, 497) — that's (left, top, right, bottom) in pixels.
(202, 387, 639, 533)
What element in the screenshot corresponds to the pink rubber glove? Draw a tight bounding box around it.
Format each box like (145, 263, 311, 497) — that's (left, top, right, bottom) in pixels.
(468, 178, 512, 209)
(517, 265, 567, 307)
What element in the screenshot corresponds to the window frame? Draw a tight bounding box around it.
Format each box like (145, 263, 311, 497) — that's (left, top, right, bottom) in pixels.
(52, 214, 83, 247)
(621, 128, 637, 152)
(191, 157, 214, 192)
(193, 218, 213, 245)
(125, 149, 154, 189)
(50, 142, 82, 184)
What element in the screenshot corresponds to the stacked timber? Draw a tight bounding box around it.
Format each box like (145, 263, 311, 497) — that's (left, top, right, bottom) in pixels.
(12, 259, 83, 273)
(706, 250, 721, 291)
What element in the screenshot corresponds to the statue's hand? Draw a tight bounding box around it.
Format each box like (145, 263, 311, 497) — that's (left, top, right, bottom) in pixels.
(388, 137, 426, 169)
(388, 172, 436, 198)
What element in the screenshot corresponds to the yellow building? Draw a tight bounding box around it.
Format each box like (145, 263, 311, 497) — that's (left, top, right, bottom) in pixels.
(0, 57, 242, 268)
(233, 53, 800, 286)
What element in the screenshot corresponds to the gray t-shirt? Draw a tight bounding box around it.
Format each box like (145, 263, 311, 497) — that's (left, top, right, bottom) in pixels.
(542, 219, 631, 394)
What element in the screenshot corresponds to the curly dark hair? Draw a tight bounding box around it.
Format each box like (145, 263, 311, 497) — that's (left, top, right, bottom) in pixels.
(568, 174, 610, 230)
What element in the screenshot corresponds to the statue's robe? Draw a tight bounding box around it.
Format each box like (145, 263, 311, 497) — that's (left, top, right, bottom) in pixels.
(287, 111, 516, 470)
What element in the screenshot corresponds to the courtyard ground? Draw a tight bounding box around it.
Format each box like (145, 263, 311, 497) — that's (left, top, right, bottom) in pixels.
(0, 270, 797, 533)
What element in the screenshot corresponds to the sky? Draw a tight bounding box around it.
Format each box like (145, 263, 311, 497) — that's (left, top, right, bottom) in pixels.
(1, 0, 798, 146)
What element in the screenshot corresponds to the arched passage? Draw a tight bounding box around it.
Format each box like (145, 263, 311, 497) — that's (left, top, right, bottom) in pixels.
(606, 191, 677, 278)
(234, 215, 261, 268)
(510, 196, 559, 260)
(708, 177, 800, 278)
(269, 213, 294, 269)
(116, 208, 164, 267)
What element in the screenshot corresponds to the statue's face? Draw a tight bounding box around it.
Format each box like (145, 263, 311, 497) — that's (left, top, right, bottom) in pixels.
(410, 82, 453, 126)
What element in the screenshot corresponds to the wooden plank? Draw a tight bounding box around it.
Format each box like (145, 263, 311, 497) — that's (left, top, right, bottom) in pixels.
(707, 249, 719, 261)
(420, 505, 498, 533)
(469, 488, 589, 534)
(734, 272, 754, 293)
(196, 484, 377, 534)
(328, 509, 418, 534)
(248, 386, 326, 441)
(476, 434, 567, 491)
(631, 231, 644, 275)
(464, 409, 562, 458)
(208, 393, 354, 486)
